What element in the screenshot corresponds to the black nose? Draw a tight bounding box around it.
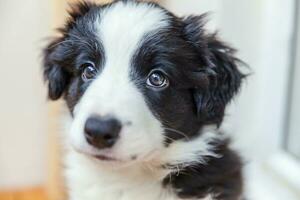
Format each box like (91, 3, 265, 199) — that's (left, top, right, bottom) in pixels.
(84, 115, 122, 149)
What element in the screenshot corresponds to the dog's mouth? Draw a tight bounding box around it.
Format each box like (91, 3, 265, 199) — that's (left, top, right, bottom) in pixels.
(92, 154, 119, 161)
(72, 146, 122, 162)
(72, 145, 159, 164)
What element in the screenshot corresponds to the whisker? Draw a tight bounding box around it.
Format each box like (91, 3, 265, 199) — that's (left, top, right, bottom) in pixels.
(164, 127, 190, 140)
(67, 33, 95, 49)
(47, 39, 73, 49)
(47, 38, 88, 49)
(47, 34, 95, 50)
(163, 135, 176, 143)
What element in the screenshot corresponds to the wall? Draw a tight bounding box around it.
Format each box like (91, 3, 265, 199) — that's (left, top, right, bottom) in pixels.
(162, 0, 295, 161)
(0, 0, 50, 188)
(161, 0, 221, 30)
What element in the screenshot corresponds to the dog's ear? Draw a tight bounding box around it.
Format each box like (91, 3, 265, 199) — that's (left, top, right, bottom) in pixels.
(43, 38, 70, 100)
(182, 15, 245, 125)
(42, 2, 94, 100)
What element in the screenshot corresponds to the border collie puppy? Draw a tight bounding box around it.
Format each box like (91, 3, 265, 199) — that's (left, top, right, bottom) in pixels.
(43, 1, 245, 199)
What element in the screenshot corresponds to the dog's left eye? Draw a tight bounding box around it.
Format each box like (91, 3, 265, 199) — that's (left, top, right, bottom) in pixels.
(81, 63, 97, 81)
(147, 70, 169, 89)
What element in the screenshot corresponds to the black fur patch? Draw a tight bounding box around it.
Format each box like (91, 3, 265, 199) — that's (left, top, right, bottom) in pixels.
(163, 138, 244, 200)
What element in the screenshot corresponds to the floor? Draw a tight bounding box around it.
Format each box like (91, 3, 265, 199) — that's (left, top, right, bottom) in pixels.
(0, 187, 47, 200)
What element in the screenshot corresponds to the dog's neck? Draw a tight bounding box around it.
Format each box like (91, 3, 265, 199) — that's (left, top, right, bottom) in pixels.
(65, 151, 171, 200)
(64, 128, 222, 200)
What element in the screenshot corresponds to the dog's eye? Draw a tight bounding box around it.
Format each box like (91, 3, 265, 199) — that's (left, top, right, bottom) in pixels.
(147, 70, 169, 89)
(81, 63, 97, 81)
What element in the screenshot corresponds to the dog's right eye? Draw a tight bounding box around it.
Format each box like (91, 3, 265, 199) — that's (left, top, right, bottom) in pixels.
(81, 63, 97, 82)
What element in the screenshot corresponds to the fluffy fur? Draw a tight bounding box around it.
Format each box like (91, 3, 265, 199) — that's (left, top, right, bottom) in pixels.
(43, 1, 245, 200)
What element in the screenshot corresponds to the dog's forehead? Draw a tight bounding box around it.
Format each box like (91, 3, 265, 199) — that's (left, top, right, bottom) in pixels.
(94, 1, 170, 67)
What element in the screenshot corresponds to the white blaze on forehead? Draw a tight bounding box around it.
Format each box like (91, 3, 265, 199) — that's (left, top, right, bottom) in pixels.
(98, 1, 169, 68)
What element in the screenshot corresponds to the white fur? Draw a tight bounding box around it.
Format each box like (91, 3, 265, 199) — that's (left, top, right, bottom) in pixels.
(65, 130, 219, 200)
(65, 2, 219, 200)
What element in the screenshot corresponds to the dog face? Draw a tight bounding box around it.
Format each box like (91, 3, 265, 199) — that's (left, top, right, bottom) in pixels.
(43, 1, 243, 165)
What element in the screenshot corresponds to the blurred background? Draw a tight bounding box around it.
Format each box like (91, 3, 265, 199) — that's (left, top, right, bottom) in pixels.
(0, 0, 299, 199)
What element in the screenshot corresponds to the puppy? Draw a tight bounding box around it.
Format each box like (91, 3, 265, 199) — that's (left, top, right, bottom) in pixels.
(43, 1, 245, 200)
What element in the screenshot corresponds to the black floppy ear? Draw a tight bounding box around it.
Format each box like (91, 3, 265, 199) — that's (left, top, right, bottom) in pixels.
(42, 2, 94, 100)
(182, 15, 245, 124)
(195, 35, 244, 124)
(43, 38, 69, 100)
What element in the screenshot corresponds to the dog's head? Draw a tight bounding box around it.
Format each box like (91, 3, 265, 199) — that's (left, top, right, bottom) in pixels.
(43, 1, 243, 166)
